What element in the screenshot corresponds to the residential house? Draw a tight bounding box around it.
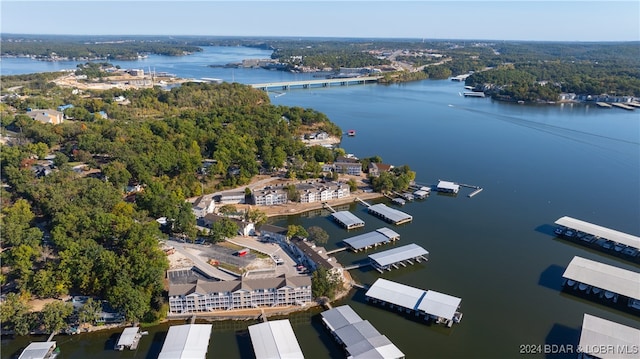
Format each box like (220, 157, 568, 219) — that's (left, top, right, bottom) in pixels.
(367, 162, 394, 177)
(333, 156, 362, 175)
(26, 109, 64, 125)
(191, 196, 216, 218)
(290, 237, 344, 278)
(168, 275, 312, 314)
(201, 213, 255, 237)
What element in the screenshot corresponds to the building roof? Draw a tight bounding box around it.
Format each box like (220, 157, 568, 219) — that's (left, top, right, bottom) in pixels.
(321, 305, 363, 332)
(321, 305, 404, 359)
(579, 314, 640, 359)
(259, 224, 288, 235)
(248, 319, 304, 359)
(416, 290, 462, 321)
(555, 216, 640, 250)
(343, 228, 400, 250)
(365, 278, 462, 320)
(334, 320, 404, 359)
(365, 278, 426, 310)
(367, 204, 413, 224)
(18, 342, 56, 359)
(291, 238, 342, 271)
(562, 256, 640, 300)
(437, 181, 459, 191)
(158, 324, 212, 359)
(369, 243, 429, 267)
(169, 275, 311, 297)
(116, 327, 140, 347)
(332, 211, 365, 228)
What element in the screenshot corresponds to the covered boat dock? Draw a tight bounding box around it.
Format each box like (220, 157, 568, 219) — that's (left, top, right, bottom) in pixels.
(368, 243, 429, 272)
(158, 324, 213, 359)
(365, 278, 463, 327)
(562, 256, 640, 307)
(248, 319, 304, 359)
(554, 216, 640, 259)
(115, 327, 141, 351)
(342, 228, 400, 252)
(331, 211, 365, 230)
(578, 314, 640, 359)
(18, 341, 58, 359)
(367, 203, 413, 225)
(320, 305, 405, 359)
(436, 180, 460, 194)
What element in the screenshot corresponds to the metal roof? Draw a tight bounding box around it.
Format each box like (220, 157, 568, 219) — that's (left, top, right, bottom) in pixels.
(116, 327, 140, 347)
(555, 216, 640, 250)
(248, 319, 304, 359)
(321, 305, 363, 332)
(343, 228, 400, 250)
(367, 204, 413, 224)
(158, 324, 213, 359)
(335, 321, 404, 359)
(332, 211, 365, 228)
(369, 243, 429, 267)
(562, 256, 640, 300)
(365, 278, 426, 310)
(18, 342, 56, 359)
(579, 314, 640, 359)
(417, 290, 462, 321)
(437, 181, 459, 191)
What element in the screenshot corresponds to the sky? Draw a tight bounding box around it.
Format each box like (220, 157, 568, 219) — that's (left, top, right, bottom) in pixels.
(1, 1, 639, 42)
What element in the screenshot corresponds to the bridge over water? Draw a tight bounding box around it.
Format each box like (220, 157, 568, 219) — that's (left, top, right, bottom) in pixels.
(250, 76, 383, 91)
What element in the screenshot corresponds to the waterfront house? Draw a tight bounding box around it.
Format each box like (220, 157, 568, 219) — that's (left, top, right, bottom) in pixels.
(333, 156, 362, 175)
(290, 237, 344, 277)
(168, 275, 312, 313)
(368, 162, 394, 177)
(26, 109, 64, 125)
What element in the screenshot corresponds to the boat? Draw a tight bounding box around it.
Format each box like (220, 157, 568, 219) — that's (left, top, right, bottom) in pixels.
(347, 130, 356, 136)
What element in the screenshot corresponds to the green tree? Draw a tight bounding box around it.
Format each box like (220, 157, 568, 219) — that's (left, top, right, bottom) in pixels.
(218, 204, 237, 215)
(307, 226, 329, 245)
(78, 298, 102, 326)
(41, 301, 74, 333)
(0, 199, 42, 248)
(102, 160, 131, 191)
(311, 267, 343, 300)
(173, 201, 197, 240)
(287, 224, 308, 239)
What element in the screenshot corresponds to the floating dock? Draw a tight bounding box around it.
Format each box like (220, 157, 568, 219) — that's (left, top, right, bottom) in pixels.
(342, 227, 400, 252)
(18, 341, 58, 359)
(320, 305, 404, 359)
(368, 243, 429, 273)
(331, 211, 365, 230)
(595, 102, 612, 108)
(367, 203, 413, 225)
(158, 324, 213, 359)
(562, 256, 640, 309)
(554, 216, 640, 260)
(365, 278, 463, 327)
(436, 180, 460, 194)
(611, 102, 635, 110)
(463, 91, 485, 98)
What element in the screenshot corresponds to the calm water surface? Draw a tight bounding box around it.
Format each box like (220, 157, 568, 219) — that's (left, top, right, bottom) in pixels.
(2, 48, 639, 359)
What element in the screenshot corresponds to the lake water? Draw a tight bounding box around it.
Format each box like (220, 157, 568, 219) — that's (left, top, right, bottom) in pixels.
(2, 47, 639, 359)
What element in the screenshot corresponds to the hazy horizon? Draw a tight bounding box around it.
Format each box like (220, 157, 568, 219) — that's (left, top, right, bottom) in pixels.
(1, 1, 639, 42)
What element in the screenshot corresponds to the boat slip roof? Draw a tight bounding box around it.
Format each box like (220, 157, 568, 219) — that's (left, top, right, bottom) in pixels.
(365, 278, 426, 310)
(555, 216, 640, 249)
(158, 324, 212, 359)
(321, 305, 363, 332)
(332, 211, 365, 227)
(369, 243, 429, 267)
(437, 181, 459, 191)
(562, 256, 640, 300)
(368, 203, 413, 224)
(579, 314, 640, 359)
(249, 319, 304, 359)
(117, 327, 140, 347)
(365, 278, 462, 320)
(417, 291, 462, 321)
(343, 228, 400, 250)
(321, 305, 404, 359)
(18, 342, 56, 359)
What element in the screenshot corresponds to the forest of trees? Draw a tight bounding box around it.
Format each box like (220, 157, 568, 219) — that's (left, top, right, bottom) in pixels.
(0, 78, 348, 332)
